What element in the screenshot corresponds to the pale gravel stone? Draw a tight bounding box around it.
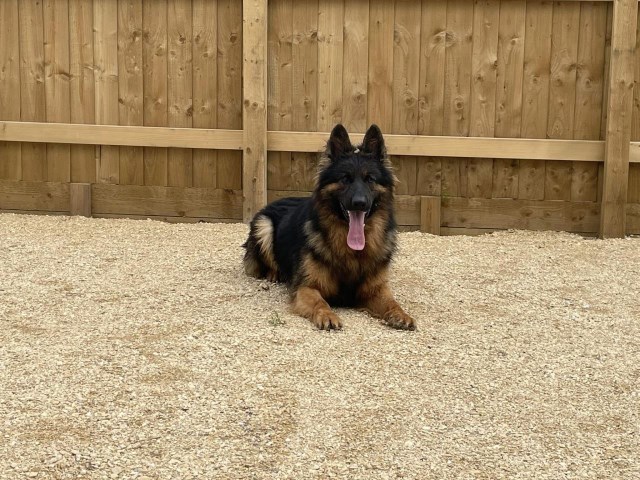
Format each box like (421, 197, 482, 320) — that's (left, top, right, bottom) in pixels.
(0, 214, 639, 479)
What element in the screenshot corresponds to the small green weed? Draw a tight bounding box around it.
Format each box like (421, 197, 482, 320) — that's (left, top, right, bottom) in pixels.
(268, 311, 285, 327)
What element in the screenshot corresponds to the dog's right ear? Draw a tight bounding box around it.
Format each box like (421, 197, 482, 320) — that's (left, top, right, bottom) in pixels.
(327, 124, 353, 160)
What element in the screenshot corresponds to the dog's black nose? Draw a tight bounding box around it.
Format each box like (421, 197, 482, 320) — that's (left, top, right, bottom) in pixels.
(351, 195, 367, 211)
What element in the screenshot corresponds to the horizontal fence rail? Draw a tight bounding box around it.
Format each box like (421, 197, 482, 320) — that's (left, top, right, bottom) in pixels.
(3, 121, 640, 163)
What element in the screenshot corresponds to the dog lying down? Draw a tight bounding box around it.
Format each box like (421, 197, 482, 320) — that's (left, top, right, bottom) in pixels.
(243, 124, 416, 331)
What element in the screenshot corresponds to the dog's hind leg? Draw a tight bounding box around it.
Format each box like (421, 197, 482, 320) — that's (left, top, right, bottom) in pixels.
(243, 214, 279, 280)
(292, 287, 343, 330)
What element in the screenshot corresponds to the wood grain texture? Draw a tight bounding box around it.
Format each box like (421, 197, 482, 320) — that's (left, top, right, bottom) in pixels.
(546, 2, 580, 201)
(317, 0, 344, 130)
(69, 0, 96, 184)
(291, 0, 319, 192)
(243, 0, 268, 221)
(94, 0, 120, 184)
(267, 0, 293, 190)
(442, 197, 601, 233)
(368, 0, 394, 131)
(417, 0, 447, 197)
(192, 0, 218, 188)
(493, 0, 526, 199)
(217, 0, 243, 190)
(0, 180, 70, 212)
(19, 0, 47, 181)
(167, 0, 193, 187)
(420, 196, 441, 234)
(0, 0, 22, 181)
(70, 182, 92, 216)
(520, 1, 553, 200)
(143, 0, 168, 186)
(44, 0, 71, 182)
(629, 8, 640, 204)
(392, 0, 421, 195)
(600, 0, 638, 237)
(92, 184, 243, 219)
(572, 2, 607, 202)
(118, 0, 144, 185)
(468, 0, 499, 199)
(342, 0, 369, 132)
(443, 0, 473, 197)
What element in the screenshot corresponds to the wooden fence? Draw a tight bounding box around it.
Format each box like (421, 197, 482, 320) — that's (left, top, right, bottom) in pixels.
(0, 0, 639, 237)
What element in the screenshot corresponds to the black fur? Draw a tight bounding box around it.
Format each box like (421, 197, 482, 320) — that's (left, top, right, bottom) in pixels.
(243, 124, 397, 307)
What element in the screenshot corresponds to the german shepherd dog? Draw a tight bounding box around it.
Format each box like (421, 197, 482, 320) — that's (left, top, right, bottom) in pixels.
(243, 124, 416, 331)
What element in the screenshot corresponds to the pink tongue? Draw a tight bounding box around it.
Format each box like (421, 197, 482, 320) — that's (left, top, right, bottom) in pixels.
(347, 211, 366, 250)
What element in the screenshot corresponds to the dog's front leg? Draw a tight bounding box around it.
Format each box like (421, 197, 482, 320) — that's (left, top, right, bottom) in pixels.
(361, 284, 416, 331)
(292, 286, 343, 330)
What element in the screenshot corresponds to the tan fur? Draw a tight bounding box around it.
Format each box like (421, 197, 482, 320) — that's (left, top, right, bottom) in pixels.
(254, 215, 278, 274)
(300, 253, 339, 299)
(357, 274, 416, 330)
(292, 286, 343, 330)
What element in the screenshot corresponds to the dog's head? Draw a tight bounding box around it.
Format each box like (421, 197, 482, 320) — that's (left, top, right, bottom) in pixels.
(316, 124, 395, 250)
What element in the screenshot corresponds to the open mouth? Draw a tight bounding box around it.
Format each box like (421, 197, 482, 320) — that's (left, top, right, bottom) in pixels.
(340, 203, 371, 251)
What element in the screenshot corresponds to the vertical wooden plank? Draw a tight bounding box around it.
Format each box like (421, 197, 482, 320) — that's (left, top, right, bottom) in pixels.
(420, 196, 441, 235)
(443, 0, 473, 197)
(368, 0, 394, 131)
(291, 0, 319, 191)
(143, 0, 168, 186)
(69, 0, 96, 184)
(317, 0, 344, 131)
(520, 0, 553, 201)
(267, 0, 293, 191)
(43, 0, 71, 182)
(218, 0, 243, 190)
(468, 0, 499, 199)
(417, 0, 447, 196)
(342, 1, 369, 133)
(243, 0, 268, 221)
(0, 0, 22, 181)
(292, 0, 319, 133)
(628, 7, 640, 204)
(600, 0, 638, 237)
(19, 0, 47, 182)
(192, 0, 218, 188)
(572, 2, 607, 202)
(167, 0, 193, 187)
(118, 0, 144, 185)
(598, 2, 614, 202)
(393, 0, 421, 136)
(94, 0, 120, 184)
(546, 2, 580, 201)
(493, 0, 526, 199)
(70, 182, 92, 216)
(601, 2, 614, 142)
(392, 0, 420, 196)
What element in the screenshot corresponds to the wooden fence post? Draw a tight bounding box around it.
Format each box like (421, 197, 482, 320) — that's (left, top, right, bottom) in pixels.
(242, 0, 268, 222)
(600, 0, 638, 238)
(69, 183, 92, 217)
(420, 196, 441, 235)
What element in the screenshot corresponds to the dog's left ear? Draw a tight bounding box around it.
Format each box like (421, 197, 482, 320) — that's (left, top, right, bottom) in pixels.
(361, 124, 386, 159)
(327, 124, 353, 160)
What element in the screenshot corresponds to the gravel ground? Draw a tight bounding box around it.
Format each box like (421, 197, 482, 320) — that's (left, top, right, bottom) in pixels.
(0, 213, 639, 480)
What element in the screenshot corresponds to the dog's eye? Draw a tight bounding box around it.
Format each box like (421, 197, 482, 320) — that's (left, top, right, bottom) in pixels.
(340, 175, 353, 184)
(365, 175, 376, 184)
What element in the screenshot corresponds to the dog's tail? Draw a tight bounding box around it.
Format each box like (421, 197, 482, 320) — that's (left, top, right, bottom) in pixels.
(243, 214, 279, 281)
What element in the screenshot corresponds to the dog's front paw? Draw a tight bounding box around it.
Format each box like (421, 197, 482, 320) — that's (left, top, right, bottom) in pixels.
(384, 311, 417, 331)
(312, 309, 343, 330)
